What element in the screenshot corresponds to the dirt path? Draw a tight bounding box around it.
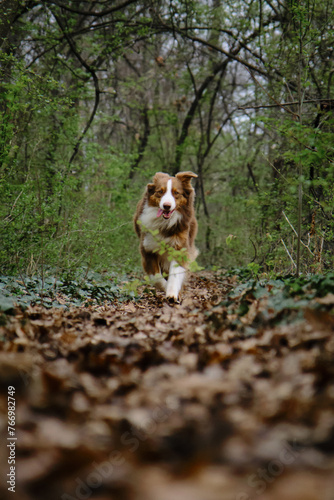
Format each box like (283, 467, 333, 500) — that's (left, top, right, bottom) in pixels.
(0, 272, 334, 500)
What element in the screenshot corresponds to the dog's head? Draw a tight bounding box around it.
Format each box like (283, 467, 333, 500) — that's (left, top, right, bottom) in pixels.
(147, 171, 197, 219)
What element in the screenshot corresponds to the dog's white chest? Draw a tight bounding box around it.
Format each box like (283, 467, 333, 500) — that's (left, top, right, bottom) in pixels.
(139, 204, 183, 254)
(143, 233, 159, 252)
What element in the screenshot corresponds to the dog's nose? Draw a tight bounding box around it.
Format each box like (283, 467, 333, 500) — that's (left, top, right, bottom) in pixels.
(163, 202, 172, 211)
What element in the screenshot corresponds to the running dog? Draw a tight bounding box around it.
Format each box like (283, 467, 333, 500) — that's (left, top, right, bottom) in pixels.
(134, 171, 198, 301)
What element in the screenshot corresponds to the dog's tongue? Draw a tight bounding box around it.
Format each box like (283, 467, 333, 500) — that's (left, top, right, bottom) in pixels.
(157, 208, 163, 217)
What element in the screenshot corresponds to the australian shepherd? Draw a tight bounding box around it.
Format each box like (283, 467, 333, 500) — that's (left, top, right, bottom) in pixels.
(134, 171, 198, 301)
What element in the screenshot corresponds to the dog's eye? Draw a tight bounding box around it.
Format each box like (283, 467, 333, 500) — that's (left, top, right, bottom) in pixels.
(173, 190, 179, 196)
(157, 189, 164, 195)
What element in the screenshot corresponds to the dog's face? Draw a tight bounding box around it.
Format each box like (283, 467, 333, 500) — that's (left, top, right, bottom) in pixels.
(147, 171, 197, 220)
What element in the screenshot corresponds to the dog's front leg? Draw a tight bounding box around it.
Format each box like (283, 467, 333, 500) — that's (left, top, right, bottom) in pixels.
(166, 260, 186, 301)
(141, 251, 167, 292)
(150, 273, 167, 292)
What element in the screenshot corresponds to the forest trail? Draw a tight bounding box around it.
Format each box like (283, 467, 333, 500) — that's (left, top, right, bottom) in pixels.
(1, 271, 334, 500)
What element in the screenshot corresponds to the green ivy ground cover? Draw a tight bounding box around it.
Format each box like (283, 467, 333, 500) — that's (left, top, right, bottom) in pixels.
(2, 269, 334, 322)
(0, 271, 138, 312)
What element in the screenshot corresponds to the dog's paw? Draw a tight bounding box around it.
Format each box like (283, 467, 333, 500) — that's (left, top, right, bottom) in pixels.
(166, 295, 181, 305)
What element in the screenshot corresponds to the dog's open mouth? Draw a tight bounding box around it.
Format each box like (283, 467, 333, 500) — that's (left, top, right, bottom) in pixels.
(157, 208, 175, 219)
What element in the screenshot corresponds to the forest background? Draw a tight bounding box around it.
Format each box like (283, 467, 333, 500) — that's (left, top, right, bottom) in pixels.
(1, 0, 334, 281)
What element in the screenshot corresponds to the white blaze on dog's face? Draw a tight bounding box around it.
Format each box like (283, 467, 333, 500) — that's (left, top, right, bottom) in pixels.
(146, 171, 197, 220)
(159, 179, 176, 218)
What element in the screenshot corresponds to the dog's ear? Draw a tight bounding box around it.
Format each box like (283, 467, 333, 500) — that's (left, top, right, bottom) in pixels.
(175, 172, 198, 189)
(153, 172, 170, 184)
(176, 171, 198, 187)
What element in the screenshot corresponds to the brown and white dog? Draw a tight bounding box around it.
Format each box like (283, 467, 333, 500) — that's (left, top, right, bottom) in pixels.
(134, 171, 198, 301)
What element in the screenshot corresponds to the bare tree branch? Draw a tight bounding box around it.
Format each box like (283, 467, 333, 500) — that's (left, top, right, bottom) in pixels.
(46, 0, 139, 17)
(52, 10, 101, 167)
(238, 98, 334, 110)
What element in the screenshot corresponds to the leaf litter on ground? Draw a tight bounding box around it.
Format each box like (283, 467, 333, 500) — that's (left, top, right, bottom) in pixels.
(0, 270, 334, 500)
